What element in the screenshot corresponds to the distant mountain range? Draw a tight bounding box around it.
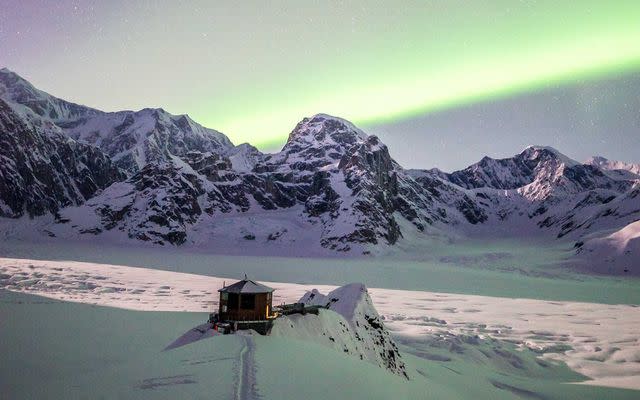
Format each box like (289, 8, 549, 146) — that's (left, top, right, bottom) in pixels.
(0, 68, 638, 274)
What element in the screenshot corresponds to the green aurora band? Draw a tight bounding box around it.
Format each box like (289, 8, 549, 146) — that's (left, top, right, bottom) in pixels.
(186, 2, 640, 149)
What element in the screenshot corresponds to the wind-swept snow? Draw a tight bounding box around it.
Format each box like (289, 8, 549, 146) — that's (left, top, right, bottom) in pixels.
(1, 257, 638, 390)
(576, 220, 640, 275)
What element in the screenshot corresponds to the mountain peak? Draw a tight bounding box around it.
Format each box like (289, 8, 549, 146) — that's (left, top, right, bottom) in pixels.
(588, 155, 609, 163)
(586, 155, 640, 178)
(0, 67, 37, 92)
(521, 145, 563, 157)
(0, 67, 20, 76)
(519, 145, 578, 166)
(265, 114, 371, 172)
(444, 145, 581, 190)
(0, 68, 98, 122)
(286, 113, 367, 146)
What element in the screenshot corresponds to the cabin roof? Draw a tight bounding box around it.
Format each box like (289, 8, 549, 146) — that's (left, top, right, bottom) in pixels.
(219, 279, 274, 294)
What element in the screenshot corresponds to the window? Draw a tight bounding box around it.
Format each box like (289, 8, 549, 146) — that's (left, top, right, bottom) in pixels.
(227, 293, 239, 310)
(240, 294, 256, 310)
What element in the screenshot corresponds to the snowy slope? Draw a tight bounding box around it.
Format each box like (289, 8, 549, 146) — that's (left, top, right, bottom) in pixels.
(273, 283, 406, 377)
(168, 282, 409, 380)
(225, 143, 263, 172)
(11, 290, 632, 400)
(2, 258, 640, 392)
(575, 220, 640, 275)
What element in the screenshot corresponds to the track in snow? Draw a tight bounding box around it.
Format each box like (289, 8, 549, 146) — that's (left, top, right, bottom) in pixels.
(235, 335, 260, 400)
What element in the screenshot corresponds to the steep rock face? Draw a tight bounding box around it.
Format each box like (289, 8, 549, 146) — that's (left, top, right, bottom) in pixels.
(324, 134, 458, 247)
(264, 113, 367, 173)
(262, 115, 442, 250)
(0, 99, 123, 217)
(336, 136, 403, 245)
(257, 115, 417, 250)
(272, 283, 407, 378)
(66, 150, 302, 245)
(91, 162, 205, 245)
(518, 162, 631, 203)
(407, 170, 488, 225)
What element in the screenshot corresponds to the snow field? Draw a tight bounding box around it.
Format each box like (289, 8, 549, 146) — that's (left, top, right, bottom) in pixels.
(1, 257, 639, 389)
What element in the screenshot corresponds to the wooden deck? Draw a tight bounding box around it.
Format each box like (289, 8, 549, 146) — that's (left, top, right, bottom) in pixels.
(274, 303, 324, 316)
(209, 303, 327, 335)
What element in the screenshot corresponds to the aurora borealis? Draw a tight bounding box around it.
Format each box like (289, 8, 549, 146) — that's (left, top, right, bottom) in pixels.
(2, 0, 639, 169)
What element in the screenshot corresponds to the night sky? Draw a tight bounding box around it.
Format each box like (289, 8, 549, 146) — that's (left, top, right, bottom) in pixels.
(1, 0, 639, 170)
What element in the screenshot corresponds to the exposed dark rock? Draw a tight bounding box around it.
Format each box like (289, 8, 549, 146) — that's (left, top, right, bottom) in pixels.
(0, 99, 123, 217)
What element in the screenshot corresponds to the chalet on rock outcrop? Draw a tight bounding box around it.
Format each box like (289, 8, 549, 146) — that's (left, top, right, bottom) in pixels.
(218, 277, 276, 322)
(210, 277, 323, 335)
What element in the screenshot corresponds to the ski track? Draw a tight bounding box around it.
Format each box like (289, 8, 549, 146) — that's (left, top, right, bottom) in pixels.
(0, 257, 639, 390)
(236, 335, 260, 400)
(235, 336, 247, 400)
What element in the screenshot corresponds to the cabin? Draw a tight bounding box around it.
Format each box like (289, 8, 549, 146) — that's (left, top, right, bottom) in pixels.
(218, 277, 275, 322)
(211, 277, 323, 335)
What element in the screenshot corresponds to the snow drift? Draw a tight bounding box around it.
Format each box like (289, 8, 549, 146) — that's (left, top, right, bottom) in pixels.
(575, 220, 640, 275)
(271, 283, 407, 378)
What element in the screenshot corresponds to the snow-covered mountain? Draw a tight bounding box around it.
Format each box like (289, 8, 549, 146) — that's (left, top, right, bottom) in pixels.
(418, 146, 639, 238)
(0, 68, 638, 271)
(586, 155, 640, 180)
(0, 68, 234, 174)
(0, 98, 123, 217)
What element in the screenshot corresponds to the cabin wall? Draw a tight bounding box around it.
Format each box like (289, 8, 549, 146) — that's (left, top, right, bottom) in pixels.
(219, 292, 273, 321)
